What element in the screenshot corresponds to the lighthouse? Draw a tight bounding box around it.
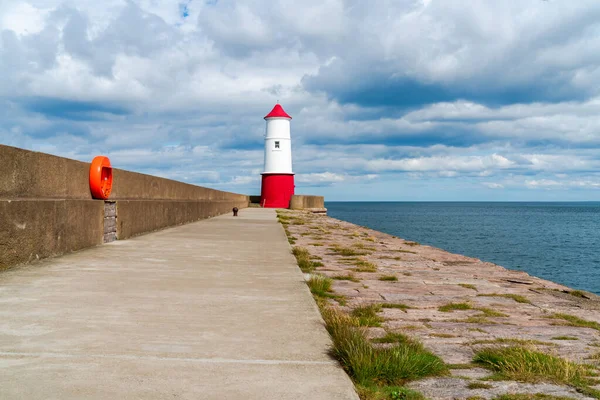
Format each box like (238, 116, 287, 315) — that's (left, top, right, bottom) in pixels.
(260, 104, 295, 208)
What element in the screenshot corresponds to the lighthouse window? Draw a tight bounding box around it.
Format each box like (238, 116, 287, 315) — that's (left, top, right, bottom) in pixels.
(274, 141, 280, 149)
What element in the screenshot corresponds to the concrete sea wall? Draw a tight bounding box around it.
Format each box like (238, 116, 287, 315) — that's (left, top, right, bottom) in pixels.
(0, 144, 248, 270)
(289, 195, 326, 212)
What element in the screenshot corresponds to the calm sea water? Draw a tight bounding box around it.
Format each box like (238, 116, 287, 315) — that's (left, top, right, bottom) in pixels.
(326, 202, 600, 295)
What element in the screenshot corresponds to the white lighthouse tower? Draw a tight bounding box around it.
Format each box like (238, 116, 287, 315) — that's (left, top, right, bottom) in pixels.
(260, 104, 295, 208)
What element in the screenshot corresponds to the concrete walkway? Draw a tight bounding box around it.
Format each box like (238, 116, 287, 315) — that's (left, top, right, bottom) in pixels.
(0, 208, 358, 399)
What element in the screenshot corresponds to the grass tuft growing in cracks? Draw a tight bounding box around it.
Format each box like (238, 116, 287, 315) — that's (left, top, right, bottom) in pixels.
(353, 259, 378, 273)
(351, 304, 384, 327)
(307, 275, 347, 305)
(333, 273, 361, 283)
(473, 346, 600, 396)
(371, 332, 415, 345)
(477, 293, 532, 304)
(549, 313, 600, 332)
(321, 307, 447, 390)
(292, 246, 322, 273)
(439, 302, 472, 312)
(307, 275, 333, 297)
(329, 245, 371, 257)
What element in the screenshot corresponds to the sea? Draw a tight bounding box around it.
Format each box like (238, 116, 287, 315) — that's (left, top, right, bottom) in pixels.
(326, 202, 600, 295)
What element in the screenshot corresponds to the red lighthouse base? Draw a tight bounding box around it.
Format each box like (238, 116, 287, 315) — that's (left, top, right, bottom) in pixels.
(260, 174, 295, 208)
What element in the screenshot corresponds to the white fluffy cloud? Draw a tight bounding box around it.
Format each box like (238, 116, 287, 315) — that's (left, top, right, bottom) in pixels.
(1, 0, 600, 200)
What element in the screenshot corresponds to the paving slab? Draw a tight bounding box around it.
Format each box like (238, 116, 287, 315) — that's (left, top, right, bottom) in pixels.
(0, 208, 358, 399)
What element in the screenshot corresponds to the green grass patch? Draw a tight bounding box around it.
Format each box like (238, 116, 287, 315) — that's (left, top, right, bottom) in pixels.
(292, 246, 323, 273)
(280, 216, 306, 225)
(567, 290, 589, 299)
(550, 313, 600, 332)
(439, 302, 472, 312)
(467, 382, 493, 389)
(371, 332, 414, 345)
(276, 213, 292, 224)
(307, 275, 347, 305)
(354, 259, 378, 273)
(405, 241, 420, 246)
(477, 307, 509, 318)
(307, 275, 333, 297)
(322, 307, 447, 389)
(460, 283, 478, 291)
(355, 243, 377, 251)
(329, 245, 370, 257)
(552, 336, 579, 341)
(477, 293, 532, 304)
(473, 346, 598, 392)
(333, 273, 360, 283)
(351, 304, 384, 327)
(356, 385, 426, 400)
(439, 302, 508, 321)
(379, 275, 398, 282)
(309, 242, 324, 247)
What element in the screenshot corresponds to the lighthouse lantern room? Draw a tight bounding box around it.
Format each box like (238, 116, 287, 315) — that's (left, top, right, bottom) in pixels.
(260, 104, 295, 208)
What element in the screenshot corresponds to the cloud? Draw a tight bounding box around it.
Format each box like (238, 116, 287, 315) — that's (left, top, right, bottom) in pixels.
(366, 154, 514, 173)
(1, 0, 600, 200)
(525, 178, 600, 190)
(303, 0, 600, 108)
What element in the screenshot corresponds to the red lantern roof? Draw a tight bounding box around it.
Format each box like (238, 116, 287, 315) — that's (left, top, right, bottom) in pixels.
(264, 104, 292, 119)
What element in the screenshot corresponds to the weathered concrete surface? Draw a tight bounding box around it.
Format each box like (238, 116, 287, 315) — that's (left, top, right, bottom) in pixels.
(110, 168, 248, 202)
(289, 195, 325, 211)
(0, 208, 358, 399)
(0, 199, 104, 270)
(0, 145, 90, 199)
(116, 199, 250, 240)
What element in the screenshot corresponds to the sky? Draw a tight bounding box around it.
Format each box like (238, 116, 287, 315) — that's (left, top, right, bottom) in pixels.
(2, 0, 600, 201)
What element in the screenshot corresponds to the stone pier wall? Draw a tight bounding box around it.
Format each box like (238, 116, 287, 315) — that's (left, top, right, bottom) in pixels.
(0, 144, 249, 270)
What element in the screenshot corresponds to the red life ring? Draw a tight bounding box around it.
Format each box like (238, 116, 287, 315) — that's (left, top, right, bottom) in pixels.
(89, 156, 113, 200)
